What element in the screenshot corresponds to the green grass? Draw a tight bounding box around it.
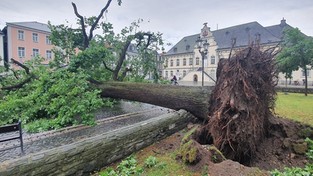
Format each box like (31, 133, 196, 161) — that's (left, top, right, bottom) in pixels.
(96, 153, 196, 176)
(275, 92, 313, 126)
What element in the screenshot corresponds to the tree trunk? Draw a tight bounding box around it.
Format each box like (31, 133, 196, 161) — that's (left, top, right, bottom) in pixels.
(94, 82, 212, 120)
(303, 65, 308, 96)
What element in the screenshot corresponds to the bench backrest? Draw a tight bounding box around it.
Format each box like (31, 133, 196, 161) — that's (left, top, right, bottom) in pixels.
(0, 121, 24, 154)
(0, 122, 20, 133)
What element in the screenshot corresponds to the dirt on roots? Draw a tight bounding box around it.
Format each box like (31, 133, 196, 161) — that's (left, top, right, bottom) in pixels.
(139, 118, 311, 176)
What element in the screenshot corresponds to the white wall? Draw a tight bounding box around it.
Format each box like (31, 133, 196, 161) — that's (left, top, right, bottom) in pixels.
(0, 33, 4, 66)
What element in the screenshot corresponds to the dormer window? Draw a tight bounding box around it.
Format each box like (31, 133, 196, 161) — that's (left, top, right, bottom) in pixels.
(186, 45, 190, 50)
(173, 47, 177, 53)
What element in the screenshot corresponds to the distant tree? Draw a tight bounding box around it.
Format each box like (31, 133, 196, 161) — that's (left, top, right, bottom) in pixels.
(49, 1, 164, 81)
(276, 28, 313, 96)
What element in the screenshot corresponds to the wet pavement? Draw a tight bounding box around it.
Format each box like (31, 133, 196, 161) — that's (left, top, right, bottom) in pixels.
(0, 100, 173, 163)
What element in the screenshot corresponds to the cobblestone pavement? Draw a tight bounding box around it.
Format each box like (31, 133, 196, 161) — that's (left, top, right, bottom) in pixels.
(0, 101, 173, 163)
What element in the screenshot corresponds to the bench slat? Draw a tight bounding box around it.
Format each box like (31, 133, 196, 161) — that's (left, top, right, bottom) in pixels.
(0, 124, 19, 133)
(0, 136, 21, 143)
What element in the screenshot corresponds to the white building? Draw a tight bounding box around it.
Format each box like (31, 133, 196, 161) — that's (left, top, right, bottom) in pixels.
(162, 19, 312, 86)
(0, 30, 4, 66)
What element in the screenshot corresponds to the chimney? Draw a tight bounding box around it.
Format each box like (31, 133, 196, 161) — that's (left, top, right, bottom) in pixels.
(280, 18, 286, 27)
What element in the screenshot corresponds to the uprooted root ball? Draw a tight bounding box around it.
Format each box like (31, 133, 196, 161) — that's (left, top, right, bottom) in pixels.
(200, 45, 278, 164)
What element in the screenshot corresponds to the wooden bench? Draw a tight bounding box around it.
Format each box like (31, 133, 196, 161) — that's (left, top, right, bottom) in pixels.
(0, 121, 24, 154)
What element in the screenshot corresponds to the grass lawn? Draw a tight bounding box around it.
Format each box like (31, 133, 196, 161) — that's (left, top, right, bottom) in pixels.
(275, 92, 313, 126)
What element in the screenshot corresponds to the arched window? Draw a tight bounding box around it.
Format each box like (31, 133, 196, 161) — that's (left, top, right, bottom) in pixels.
(170, 71, 173, 76)
(183, 58, 186, 66)
(176, 59, 180, 66)
(183, 70, 187, 77)
(193, 74, 198, 82)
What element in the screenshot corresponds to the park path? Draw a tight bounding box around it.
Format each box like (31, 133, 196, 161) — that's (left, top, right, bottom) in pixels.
(0, 101, 173, 163)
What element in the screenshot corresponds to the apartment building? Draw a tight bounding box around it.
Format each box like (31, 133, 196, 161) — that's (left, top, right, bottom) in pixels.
(162, 19, 312, 86)
(2, 21, 53, 69)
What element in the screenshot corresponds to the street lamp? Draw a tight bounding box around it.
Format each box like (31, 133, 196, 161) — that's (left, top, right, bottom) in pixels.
(196, 37, 209, 86)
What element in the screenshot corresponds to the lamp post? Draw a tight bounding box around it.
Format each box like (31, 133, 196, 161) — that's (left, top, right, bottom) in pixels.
(196, 37, 209, 86)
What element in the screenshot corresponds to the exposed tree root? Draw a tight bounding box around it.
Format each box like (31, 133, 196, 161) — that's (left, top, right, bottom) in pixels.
(199, 45, 279, 164)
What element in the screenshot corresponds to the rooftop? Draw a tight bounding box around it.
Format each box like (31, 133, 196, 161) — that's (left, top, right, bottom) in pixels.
(165, 19, 291, 55)
(6, 21, 51, 33)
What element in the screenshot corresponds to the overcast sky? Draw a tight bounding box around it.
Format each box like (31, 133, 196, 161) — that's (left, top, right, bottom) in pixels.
(1, 0, 312, 51)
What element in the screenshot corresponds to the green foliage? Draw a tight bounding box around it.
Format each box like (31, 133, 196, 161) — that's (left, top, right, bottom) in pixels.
(144, 156, 158, 168)
(49, 18, 164, 82)
(99, 155, 143, 176)
(271, 138, 313, 175)
(271, 164, 313, 176)
(276, 28, 313, 95)
(180, 140, 199, 164)
(305, 138, 313, 161)
(48, 21, 84, 52)
(0, 66, 108, 131)
(1, 2, 164, 132)
(68, 41, 114, 81)
(99, 155, 166, 176)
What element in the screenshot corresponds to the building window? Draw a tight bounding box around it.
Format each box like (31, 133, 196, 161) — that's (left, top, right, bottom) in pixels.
(189, 58, 193, 66)
(46, 36, 51, 45)
(170, 59, 173, 67)
(302, 69, 311, 77)
(173, 47, 177, 53)
(183, 58, 186, 66)
(176, 59, 180, 66)
(186, 45, 190, 50)
(46, 50, 52, 60)
(18, 47, 25, 58)
(18, 30, 24, 40)
(165, 71, 168, 78)
(196, 57, 200, 65)
(183, 70, 187, 77)
(211, 56, 216, 64)
(170, 71, 173, 76)
(33, 49, 39, 57)
(33, 33, 39, 43)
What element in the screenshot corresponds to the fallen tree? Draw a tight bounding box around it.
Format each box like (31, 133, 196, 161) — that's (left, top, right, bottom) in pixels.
(95, 81, 212, 120)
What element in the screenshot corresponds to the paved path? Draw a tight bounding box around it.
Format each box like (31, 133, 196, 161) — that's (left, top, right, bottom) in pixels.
(0, 101, 173, 163)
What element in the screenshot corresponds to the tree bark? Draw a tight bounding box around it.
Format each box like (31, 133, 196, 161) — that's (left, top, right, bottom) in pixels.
(95, 82, 212, 120)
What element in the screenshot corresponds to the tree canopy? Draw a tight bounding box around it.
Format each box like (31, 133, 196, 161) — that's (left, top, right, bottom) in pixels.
(0, 1, 165, 132)
(276, 28, 313, 95)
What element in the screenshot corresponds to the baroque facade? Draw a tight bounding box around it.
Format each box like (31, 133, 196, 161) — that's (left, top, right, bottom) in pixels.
(162, 19, 312, 86)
